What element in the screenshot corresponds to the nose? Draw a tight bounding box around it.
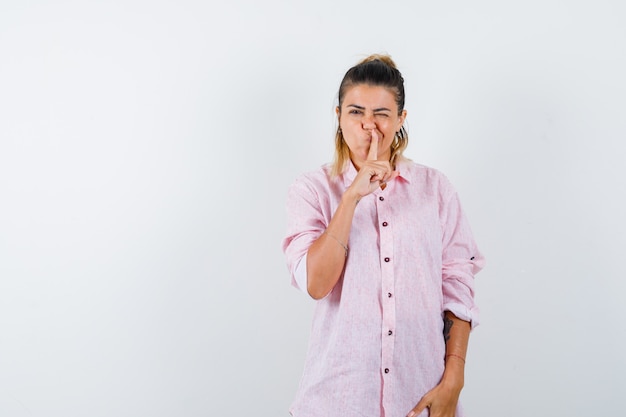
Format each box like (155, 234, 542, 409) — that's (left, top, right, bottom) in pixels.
(362, 114, 376, 130)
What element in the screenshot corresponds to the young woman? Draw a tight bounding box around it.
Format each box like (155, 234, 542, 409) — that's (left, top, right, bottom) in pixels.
(282, 54, 485, 417)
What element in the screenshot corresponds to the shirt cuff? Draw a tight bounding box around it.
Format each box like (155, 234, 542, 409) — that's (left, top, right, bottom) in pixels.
(443, 302, 480, 329)
(294, 253, 309, 294)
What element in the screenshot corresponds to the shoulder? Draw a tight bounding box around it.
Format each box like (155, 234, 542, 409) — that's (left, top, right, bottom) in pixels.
(398, 160, 455, 194)
(288, 163, 339, 197)
(291, 163, 332, 187)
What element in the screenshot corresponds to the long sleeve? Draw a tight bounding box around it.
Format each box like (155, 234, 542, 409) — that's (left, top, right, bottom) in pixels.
(439, 177, 485, 328)
(282, 172, 329, 291)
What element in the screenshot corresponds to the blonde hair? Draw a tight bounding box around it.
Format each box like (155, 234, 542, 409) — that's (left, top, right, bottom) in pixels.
(331, 54, 409, 176)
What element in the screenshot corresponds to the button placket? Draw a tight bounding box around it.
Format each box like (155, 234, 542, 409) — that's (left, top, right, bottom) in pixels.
(377, 191, 396, 383)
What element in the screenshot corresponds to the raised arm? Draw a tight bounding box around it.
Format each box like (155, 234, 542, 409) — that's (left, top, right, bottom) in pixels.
(306, 130, 397, 299)
(305, 187, 358, 299)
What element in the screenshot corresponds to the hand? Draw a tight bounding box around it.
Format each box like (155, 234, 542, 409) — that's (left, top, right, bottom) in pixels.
(406, 379, 462, 417)
(347, 130, 398, 199)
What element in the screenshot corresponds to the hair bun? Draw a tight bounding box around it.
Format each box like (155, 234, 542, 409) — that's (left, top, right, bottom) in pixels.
(358, 54, 398, 69)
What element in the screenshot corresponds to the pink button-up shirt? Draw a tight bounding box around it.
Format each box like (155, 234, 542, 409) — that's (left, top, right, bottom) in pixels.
(282, 160, 484, 417)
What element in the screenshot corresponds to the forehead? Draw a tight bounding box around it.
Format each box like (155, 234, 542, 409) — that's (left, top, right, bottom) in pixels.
(342, 84, 397, 109)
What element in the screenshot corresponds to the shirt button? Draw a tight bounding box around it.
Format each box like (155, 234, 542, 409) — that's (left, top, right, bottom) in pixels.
(384, 257, 390, 262)
(382, 221, 388, 227)
(388, 292, 392, 298)
(388, 330, 393, 336)
(384, 368, 390, 373)
(379, 196, 384, 201)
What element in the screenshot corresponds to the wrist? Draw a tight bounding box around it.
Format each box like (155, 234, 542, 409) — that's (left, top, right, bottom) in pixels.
(441, 359, 465, 391)
(342, 188, 362, 206)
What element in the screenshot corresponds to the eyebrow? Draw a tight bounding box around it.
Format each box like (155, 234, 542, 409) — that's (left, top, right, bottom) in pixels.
(346, 104, 392, 112)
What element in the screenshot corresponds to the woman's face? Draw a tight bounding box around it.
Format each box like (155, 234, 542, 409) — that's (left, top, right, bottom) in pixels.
(337, 84, 406, 169)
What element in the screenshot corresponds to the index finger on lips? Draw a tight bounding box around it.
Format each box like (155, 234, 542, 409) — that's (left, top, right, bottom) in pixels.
(367, 129, 379, 161)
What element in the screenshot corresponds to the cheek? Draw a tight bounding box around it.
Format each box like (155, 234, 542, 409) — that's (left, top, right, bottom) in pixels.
(339, 117, 353, 132)
(382, 123, 397, 137)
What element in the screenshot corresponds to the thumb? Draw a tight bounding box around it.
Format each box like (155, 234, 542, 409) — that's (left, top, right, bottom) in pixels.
(407, 396, 431, 417)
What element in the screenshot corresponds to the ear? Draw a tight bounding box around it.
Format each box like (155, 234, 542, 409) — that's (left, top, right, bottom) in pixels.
(335, 106, 341, 117)
(398, 109, 407, 129)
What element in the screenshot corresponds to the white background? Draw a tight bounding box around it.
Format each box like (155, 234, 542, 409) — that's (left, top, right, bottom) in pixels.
(1, 1, 625, 416)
